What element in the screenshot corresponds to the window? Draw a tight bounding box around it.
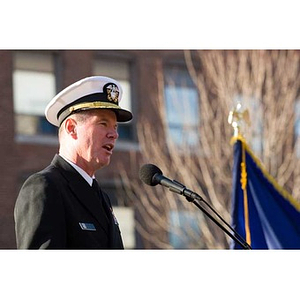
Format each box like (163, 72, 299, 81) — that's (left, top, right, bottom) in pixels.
(169, 209, 203, 249)
(13, 51, 58, 139)
(164, 65, 199, 149)
(93, 58, 133, 142)
(112, 206, 135, 249)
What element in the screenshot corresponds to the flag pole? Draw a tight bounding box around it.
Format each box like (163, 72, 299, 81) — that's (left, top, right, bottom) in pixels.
(228, 102, 252, 248)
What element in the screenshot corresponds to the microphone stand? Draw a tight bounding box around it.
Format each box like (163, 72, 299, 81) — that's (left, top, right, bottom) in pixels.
(173, 180, 252, 250)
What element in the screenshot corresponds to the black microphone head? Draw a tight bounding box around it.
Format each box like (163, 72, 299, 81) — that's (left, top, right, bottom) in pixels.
(139, 164, 163, 186)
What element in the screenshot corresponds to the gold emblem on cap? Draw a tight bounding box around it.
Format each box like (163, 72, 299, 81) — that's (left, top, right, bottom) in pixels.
(106, 83, 119, 103)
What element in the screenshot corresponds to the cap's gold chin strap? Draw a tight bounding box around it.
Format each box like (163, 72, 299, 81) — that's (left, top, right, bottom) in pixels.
(57, 101, 122, 125)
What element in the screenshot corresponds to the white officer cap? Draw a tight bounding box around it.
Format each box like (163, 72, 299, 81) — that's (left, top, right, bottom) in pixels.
(45, 76, 133, 127)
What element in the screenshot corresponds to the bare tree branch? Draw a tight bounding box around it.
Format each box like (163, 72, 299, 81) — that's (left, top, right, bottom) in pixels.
(120, 50, 300, 249)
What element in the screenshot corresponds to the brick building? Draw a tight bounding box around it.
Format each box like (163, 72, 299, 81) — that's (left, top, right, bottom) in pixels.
(4, 50, 298, 249)
(0, 49, 188, 249)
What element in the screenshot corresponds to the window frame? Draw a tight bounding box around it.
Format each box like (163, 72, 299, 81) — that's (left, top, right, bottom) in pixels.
(13, 50, 61, 145)
(163, 62, 201, 150)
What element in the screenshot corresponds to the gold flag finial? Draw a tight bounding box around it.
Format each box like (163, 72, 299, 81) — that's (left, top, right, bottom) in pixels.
(228, 102, 251, 137)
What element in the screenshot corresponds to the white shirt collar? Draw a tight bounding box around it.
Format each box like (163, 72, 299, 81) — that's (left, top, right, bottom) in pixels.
(59, 154, 94, 186)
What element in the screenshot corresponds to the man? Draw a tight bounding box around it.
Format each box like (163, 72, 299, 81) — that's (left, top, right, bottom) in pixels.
(14, 76, 132, 249)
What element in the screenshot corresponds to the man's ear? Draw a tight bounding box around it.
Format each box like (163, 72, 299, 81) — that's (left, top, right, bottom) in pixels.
(64, 117, 78, 139)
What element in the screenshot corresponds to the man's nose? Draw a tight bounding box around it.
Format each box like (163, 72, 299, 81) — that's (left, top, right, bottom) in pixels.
(107, 128, 119, 139)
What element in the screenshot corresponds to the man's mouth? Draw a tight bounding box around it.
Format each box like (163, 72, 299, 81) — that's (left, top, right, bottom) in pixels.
(103, 143, 114, 153)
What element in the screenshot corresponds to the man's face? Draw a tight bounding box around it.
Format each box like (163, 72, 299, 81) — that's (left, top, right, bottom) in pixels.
(75, 109, 119, 172)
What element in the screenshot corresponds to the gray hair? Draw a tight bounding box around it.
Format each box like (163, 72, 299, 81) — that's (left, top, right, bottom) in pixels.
(58, 110, 95, 142)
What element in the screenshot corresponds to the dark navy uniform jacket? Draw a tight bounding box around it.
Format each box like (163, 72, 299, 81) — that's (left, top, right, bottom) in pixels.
(14, 154, 124, 249)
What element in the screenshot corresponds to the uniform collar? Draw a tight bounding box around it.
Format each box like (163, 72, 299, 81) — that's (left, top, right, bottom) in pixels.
(59, 154, 94, 186)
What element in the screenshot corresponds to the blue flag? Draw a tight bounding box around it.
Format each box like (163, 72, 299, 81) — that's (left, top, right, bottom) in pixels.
(231, 136, 300, 249)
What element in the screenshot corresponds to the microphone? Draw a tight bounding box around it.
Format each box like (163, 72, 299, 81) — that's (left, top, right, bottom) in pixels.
(139, 164, 202, 200)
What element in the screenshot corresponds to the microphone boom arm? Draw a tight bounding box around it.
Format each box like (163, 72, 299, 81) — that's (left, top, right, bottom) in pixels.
(172, 180, 252, 250)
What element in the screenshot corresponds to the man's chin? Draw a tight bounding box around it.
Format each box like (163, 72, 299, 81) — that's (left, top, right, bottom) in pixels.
(96, 158, 110, 169)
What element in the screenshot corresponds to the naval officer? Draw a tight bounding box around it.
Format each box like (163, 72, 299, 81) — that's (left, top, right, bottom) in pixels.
(14, 76, 132, 249)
